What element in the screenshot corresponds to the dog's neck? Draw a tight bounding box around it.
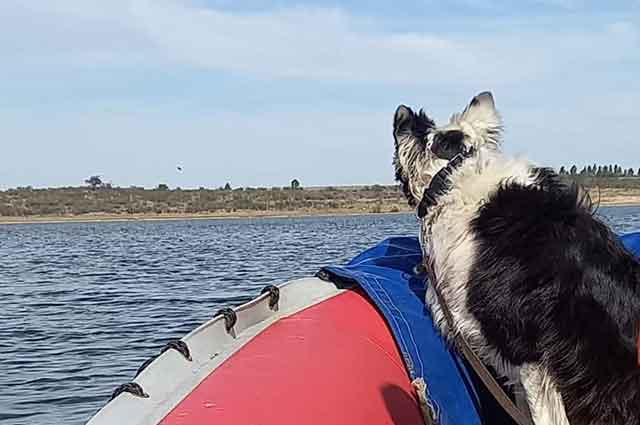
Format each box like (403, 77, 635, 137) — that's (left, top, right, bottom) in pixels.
(417, 146, 476, 219)
(418, 149, 535, 226)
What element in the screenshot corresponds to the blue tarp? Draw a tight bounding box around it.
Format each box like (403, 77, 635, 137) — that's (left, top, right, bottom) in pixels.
(320, 232, 640, 425)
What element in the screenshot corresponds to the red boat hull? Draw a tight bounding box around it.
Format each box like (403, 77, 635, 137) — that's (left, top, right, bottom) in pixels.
(160, 289, 422, 425)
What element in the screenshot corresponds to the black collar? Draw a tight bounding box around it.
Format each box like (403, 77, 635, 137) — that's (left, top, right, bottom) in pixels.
(417, 146, 476, 218)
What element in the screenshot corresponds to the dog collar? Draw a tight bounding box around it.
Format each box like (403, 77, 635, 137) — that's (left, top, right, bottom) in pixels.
(417, 145, 476, 219)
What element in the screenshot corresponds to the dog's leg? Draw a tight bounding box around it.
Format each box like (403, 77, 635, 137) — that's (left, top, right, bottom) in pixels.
(519, 364, 570, 425)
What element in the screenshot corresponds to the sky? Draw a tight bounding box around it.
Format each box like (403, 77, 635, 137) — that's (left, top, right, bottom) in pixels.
(1, 0, 639, 189)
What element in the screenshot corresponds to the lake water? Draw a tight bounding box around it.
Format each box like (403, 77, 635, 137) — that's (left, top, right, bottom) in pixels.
(2, 208, 640, 425)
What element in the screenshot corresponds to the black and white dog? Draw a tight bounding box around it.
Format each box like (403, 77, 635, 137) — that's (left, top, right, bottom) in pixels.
(393, 92, 640, 425)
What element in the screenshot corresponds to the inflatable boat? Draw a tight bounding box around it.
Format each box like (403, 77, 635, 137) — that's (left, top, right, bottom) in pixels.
(87, 233, 640, 425)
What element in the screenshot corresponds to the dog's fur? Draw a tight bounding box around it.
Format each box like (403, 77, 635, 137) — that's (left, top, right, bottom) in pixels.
(393, 92, 640, 425)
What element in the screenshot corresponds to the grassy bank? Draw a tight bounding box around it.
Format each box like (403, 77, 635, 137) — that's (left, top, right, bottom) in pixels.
(2, 178, 640, 224)
(0, 185, 410, 223)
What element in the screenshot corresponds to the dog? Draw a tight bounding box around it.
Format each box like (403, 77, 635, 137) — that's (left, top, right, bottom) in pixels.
(392, 92, 640, 425)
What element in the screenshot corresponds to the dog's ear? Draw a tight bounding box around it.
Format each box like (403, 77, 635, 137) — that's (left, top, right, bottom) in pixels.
(459, 91, 502, 139)
(394, 105, 435, 142)
(394, 105, 415, 139)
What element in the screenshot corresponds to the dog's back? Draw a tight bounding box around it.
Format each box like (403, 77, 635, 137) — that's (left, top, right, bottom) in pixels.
(468, 172, 640, 425)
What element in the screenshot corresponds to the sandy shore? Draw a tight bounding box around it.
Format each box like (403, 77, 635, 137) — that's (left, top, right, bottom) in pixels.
(585, 189, 640, 207)
(0, 209, 413, 225)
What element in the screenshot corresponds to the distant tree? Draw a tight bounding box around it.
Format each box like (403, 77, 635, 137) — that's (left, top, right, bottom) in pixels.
(157, 183, 169, 191)
(629, 168, 636, 177)
(597, 166, 603, 176)
(559, 166, 567, 175)
(638, 168, 640, 177)
(224, 182, 232, 191)
(579, 166, 587, 175)
(608, 165, 613, 176)
(85, 175, 103, 189)
(291, 179, 301, 190)
(587, 165, 593, 175)
(570, 165, 578, 175)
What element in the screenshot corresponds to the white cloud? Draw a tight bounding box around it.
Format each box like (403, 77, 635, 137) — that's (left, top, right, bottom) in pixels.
(130, 1, 639, 88)
(0, 1, 149, 66)
(1, 0, 637, 88)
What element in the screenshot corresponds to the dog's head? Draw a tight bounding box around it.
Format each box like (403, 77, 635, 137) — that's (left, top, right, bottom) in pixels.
(393, 92, 503, 207)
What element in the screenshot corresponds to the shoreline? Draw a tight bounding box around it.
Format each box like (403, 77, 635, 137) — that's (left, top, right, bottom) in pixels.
(0, 209, 413, 225)
(2, 198, 640, 225)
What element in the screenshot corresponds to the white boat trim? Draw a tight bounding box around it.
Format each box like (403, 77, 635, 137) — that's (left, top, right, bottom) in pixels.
(86, 277, 346, 425)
